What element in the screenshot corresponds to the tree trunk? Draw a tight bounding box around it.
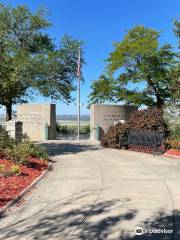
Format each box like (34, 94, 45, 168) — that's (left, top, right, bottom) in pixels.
(156, 95, 164, 109)
(6, 102, 12, 121)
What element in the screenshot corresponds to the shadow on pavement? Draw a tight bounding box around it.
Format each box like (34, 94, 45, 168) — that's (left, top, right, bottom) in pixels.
(56, 134, 90, 141)
(38, 141, 101, 156)
(0, 190, 178, 240)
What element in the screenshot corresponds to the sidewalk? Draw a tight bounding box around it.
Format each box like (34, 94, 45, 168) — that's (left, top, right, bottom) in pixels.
(0, 140, 180, 240)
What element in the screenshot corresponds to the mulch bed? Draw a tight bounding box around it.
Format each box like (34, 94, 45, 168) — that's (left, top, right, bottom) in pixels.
(0, 158, 48, 208)
(164, 149, 180, 157)
(128, 144, 163, 154)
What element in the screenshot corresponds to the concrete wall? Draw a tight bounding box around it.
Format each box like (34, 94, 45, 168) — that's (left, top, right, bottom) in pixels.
(90, 104, 138, 141)
(6, 120, 23, 142)
(17, 104, 56, 141)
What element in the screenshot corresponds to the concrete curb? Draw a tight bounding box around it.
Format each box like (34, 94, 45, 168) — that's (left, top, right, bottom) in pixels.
(164, 153, 180, 159)
(0, 161, 52, 217)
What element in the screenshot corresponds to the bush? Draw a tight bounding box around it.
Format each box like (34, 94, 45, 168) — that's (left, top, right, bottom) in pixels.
(25, 143, 48, 160)
(5, 144, 30, 165)
(164, 104, 180, 141)
(165, 140, 180, 150)
(101, 109, 169, 149)
(101, 123, 128, 148)
(0, 126, 48, 165)
(56, 124, 69, 134)
(128, 109, 169, 136)
(10, 165, 20, 175)
(169, 126, 180, 141)
(56, 124, 90, 135)
(80, 124, 90, 134)
(0, 125, 14, 148)
(5, 141, 48, 165)
(0, 164, 5, 173)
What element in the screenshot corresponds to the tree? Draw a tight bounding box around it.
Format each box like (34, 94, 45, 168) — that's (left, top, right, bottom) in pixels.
(0, 4, 84, 120)
(174, 19, 180, 48)
(89, 26, 178, 109)
(88, 74, 116, 104)
(172, 20, 180, 101)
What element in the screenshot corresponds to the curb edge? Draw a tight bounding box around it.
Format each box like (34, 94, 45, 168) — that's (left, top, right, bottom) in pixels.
(0, 160, 53, 216)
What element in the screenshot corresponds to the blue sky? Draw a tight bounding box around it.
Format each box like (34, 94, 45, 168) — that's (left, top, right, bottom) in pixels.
(0, 0, 179, 115)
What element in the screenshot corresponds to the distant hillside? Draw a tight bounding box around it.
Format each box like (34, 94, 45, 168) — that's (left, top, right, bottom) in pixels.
(56, 115, 90, 121)
(0, 114, 90, 122)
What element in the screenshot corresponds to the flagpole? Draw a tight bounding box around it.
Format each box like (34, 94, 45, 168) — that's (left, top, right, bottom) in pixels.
(77, 73, 80, 140)
(77, 47, 81, 141)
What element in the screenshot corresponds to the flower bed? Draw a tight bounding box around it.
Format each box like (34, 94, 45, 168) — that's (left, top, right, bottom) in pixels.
(164, 149, 180, 157)
(0, 158, 48, 208)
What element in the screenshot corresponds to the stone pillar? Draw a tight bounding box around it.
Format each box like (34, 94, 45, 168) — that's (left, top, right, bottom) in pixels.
(90, 104, 138, 141)
(16, 104, 56, 141)
(6, 120, 23, 142)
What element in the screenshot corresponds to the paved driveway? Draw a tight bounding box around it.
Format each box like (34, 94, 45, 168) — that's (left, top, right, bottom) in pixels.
(0, 140, 180, 240)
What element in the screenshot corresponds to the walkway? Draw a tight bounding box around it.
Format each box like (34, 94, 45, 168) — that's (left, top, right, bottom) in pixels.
(0, 140, 180, 240)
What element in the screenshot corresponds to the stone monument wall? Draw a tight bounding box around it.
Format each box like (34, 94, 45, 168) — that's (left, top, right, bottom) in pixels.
(16, 104, 56, 141)
(6, 120, 23, 142)
(90, 104, 138, 141)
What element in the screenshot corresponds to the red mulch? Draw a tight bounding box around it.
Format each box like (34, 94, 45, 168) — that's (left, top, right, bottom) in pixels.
(0, 158, 48, 208)
(128, 144, 163, 154)
(165, 149, 180, 157)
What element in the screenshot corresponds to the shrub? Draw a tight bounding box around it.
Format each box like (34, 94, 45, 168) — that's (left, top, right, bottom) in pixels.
(80, 124, 90, 134)
(128, 109, 169, 136)
(5, 141, 48, 165)
(56, 124, 90, 135)
(26, 143, 48, 160)
(0, 164, 5, 173)
(101, 109, 169, 149)
(56, 124, 69, 134)
(10, 165, 20, 175)
(101, 123, 128, 148)
(169, 126, 180, 141)
(164, 104, 180, 141)
(0, 126, 14, 148)
(166, 140, 180, 150)
(5, 144, 30, 165)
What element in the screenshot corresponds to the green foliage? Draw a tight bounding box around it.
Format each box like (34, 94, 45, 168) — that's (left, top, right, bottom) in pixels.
(34, 35, 84, 102)
(0, 163, 20, 176)
(88, 74, 116, 104)
(25, 142, 48, 160)
(164, 104, 180, 140)
(56, 124, 90, 135)
(0, 4, 84, 120)
(0, 125, 14, 148)
(81, 124, 90, 134)
(166, 140, 180, 150)
(174, 20, 180, 48)
(56, 124, 69, 134)
(0, 164, 5, 173)
(5, 144, 30, 165)
(170, 127, 180, 141)
(2, 139, 48, 165)
(10, 165, 20, 175)
(89, 25, 178, 108)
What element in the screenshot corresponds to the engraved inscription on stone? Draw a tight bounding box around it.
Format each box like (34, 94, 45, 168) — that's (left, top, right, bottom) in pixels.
(17, 113, 43, 125)
(90, 104, 138, 141)
(103, 114, 125, 125)
(16, 104, 56, 141)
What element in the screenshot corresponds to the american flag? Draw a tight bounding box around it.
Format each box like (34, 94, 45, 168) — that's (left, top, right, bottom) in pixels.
(77, 47, 81, 78)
